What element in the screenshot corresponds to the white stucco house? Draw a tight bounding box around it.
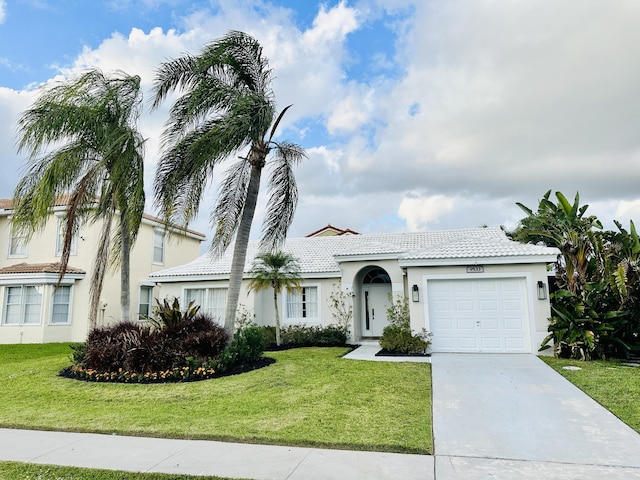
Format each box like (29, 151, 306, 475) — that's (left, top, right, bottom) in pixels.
(0, 198, 205, 344)
(150, 226, 559, 354)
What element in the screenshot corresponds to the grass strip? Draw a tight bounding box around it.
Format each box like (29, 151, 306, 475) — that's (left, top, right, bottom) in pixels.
(0, 344, 432, 454)
(0, 461, 242, 479)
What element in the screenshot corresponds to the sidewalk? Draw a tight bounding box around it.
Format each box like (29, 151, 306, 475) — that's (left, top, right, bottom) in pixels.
(0, 428, 431, 479)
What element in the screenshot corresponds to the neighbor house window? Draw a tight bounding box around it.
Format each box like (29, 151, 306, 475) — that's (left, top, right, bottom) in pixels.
(8, 229, 28, 257)
(3, 285, 43, 325)
(55, 217, 78, 256)
(286, 286, 318, 321)
(138, 286, 153, 319)
(153, 229, 166, 264)
(184, 287, 227, 324)
(50, 286, 71, 325)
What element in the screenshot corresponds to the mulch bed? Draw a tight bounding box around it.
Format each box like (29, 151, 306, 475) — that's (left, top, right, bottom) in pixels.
(375, 349, 431, 358)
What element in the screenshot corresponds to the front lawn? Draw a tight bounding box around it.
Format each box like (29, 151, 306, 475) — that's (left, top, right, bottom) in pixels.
(542, 357, 640, 433)
(0, 344, 432, 454)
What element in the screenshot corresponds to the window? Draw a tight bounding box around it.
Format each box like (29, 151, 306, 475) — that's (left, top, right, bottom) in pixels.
(153, 229, 166, 264)
(8, 229, 28, 257)
(184, 287, 227, 324)
(55, 217, 78, 256)
(3, 285, 42, 325)
(138, 286, 153, 319)
(286, 286, 318, 321)
(51, 286, 71, 324)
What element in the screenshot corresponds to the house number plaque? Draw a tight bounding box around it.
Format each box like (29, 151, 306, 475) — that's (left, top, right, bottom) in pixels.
(466, 265, 484, 273)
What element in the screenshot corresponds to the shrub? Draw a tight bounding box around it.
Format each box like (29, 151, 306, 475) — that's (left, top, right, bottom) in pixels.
(328, 284, 353, 335)
(69, 300, 230, 382)
(379, 295, 431, 355)
(212, 325, 265, 374)
(261, 324, 348, 350)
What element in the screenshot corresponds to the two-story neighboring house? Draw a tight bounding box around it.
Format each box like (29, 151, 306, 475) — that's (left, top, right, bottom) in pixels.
(0, 198, 205, 344)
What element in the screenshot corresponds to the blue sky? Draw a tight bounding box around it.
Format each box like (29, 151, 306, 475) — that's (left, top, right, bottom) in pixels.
(1, 0, 640, 240)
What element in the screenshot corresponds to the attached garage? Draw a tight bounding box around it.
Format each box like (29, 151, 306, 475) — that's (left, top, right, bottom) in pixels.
(426, 277, 532, 353)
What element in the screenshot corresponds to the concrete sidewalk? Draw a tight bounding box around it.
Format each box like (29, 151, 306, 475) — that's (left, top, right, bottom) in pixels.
(0, 428, 431, 479)
(431, 353, 640, 479)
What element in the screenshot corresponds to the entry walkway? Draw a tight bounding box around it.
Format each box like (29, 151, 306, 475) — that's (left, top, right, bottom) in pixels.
(431, 353, 640, 479)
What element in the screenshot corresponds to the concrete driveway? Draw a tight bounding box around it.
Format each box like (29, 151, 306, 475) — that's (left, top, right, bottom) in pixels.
(431, 353, 640, 479)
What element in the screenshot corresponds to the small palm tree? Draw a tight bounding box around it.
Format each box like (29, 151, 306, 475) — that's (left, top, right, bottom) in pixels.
(13, 69, 145, 326)
(248, 251, 301, 346)
(151, 30, 306, 335)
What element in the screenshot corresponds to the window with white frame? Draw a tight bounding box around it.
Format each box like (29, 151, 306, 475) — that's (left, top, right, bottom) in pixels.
(51, 286, 71, 325)
(184, 287, 227, 324)
(286, 286, 319, 321)
(55, 217, 78, 256)
(138, 286, 153, 319)
(153, 229, 166, 264)
(3, 285, 43, 325)
(8, 228, 28, 257)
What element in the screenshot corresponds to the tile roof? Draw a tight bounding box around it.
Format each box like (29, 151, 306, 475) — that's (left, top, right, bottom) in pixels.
(0, 197, 205, 239)
(0, 262, 86, 275)
(150, 226, 559, 281)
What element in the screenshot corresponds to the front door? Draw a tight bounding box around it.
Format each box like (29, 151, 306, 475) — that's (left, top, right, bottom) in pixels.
(363, 283, 391, 337)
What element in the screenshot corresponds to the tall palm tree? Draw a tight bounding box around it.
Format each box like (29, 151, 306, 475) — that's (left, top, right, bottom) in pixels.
(151, 30, 306, 335)
(248, 251, 301, 346)
(13, 69, 145, 327)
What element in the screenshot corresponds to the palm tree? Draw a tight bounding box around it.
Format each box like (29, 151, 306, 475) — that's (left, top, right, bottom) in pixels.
(13, 69, 145, 326)
(511, 190, 602, 296)
(248, 251, 301, 346)
(151, 30, 306, 335)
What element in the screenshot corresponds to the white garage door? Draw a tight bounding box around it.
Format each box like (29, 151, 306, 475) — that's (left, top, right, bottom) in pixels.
(426, 278, 531, 353)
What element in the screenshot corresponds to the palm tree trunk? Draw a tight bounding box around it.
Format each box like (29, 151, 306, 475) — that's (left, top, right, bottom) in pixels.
(120, 211, 131, 322)
(89, 217, 112, 329)
(224, 162, 263, 334)
(273, 288, 281, 346)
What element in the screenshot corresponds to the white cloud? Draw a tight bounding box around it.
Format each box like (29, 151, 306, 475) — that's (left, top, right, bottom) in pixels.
(0, 1, 5, 24)
(398, 194, 455, 231)
(5, 0, 640, 240)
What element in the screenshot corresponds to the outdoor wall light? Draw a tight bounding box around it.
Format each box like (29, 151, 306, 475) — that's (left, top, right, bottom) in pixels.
(537, 281, 547, 300)
(412, 284, 420, 302)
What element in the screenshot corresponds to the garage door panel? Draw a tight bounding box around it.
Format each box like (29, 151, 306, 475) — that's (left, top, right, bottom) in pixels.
(457, 318, 476, 329)
(504, 318, 525, 329)
(481, 318, 499, 329)
(479, 300, 498, 311)
(427, 278, 531, 353)
(450, 300, 472, 312)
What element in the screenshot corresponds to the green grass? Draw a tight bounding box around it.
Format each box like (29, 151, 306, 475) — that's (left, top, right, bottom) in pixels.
(542, 357, 640, 433)
(0, 344, 432, 454)
(0, 461, 242, 479)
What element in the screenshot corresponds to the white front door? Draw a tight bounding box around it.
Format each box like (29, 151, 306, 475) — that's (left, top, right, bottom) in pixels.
(363, 284, 391, 337)
(427, 277, 531, 353)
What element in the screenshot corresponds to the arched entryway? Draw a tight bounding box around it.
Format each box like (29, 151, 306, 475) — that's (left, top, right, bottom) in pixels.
(361, 267, 392, 337)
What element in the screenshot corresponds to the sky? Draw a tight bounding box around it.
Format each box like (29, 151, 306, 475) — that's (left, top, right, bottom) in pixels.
(1, 0, 640, 243)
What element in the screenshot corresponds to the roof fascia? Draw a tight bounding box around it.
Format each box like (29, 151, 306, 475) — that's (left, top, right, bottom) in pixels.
(0, 272, 85, 285)
(334, 253, 401, 263)
(398, 254, 559, 267)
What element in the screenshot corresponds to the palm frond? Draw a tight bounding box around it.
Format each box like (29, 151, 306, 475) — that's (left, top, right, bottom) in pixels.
(209, 159, 252, 258)
(260, 141, 306, 250)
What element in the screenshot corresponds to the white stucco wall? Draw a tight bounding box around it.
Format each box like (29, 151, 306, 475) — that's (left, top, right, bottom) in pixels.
(0, 211, 203, 344)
